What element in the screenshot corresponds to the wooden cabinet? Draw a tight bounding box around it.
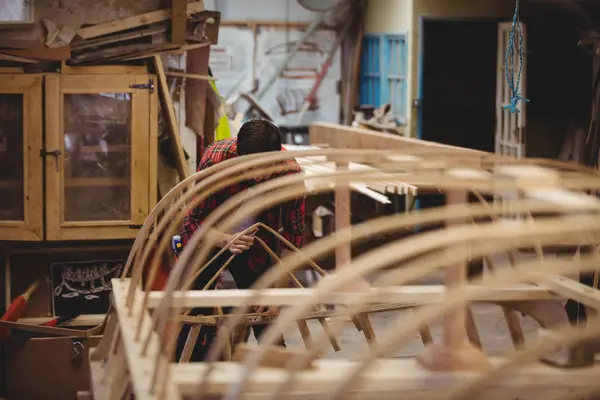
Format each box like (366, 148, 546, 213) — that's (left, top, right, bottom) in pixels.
(0, 75, 43, 241)
(0, 73, 157, 241)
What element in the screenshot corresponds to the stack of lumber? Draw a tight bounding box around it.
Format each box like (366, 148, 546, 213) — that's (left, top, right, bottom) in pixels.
(0, 38, 71, 66)
(284, 144, 418, 203)
(0, 1, 220, 68)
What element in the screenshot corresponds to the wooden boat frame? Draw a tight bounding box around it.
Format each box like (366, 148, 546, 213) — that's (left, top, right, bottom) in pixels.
(82, 123, 600, 400)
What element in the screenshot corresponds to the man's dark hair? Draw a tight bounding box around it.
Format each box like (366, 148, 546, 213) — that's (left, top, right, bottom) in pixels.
(237, 120, 282, 156)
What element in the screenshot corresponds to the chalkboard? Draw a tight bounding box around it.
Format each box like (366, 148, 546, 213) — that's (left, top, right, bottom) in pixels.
(50, 259, 124, 316)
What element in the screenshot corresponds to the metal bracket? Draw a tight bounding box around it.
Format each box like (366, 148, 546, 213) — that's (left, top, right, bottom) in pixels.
(40, 149, 62, 172)
(71, 340, 85, 361)
(129, 78, 155, 93)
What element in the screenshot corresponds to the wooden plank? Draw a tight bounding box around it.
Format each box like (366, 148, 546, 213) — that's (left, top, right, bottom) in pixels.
(60, 63, 148, 75)
(220, 20, 335, 30)
(185, 45, 210, 150)
(71, 25, 167, 51)
(102, 43, 179, 63)
(154, 55, 187, 180)
(0, 67, 24, 73)
(0, 320, 100, 337)
(0, 53, 38, 63)
(309, 122, 488, 155)
(165, 71, 214, 81)
(171, 0, 188, 45)
(76, 1, 206, 40)
(110, 279, 179, 399)
(178, 302, 418, 326)
(0, 46, 70, 60)
(0, 38, 47, 50)
(534, 273, 600, 310)
(172, 359, 600, 397)
(69, 43, 165, 64)
(232, 345, 317, 370)
(145, 283, 555, 309)
(18, 314, 105, 327)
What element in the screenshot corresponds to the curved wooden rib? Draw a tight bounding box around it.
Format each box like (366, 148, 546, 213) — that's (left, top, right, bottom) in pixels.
(222, 219, 600, 400)
(184, 205, 600, 398)
(176, 173, 600, 379)
(106, 144, 600, 399)
(197, 216, 600, 400)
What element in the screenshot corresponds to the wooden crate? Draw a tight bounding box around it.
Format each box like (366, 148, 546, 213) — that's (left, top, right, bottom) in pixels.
(4, 336, 101, 400)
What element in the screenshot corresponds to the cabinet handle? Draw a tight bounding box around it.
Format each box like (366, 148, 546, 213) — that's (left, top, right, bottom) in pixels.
(40, 149, 62, 172)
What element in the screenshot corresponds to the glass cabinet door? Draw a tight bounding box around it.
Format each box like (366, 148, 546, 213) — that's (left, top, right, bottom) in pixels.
(45, 74, 156, 241)
(0, 75, 43, 241)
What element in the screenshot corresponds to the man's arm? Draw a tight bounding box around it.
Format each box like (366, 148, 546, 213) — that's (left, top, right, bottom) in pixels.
(180, 155, 257, 253)
(279, 161, 306, 252)
(179, 157, 214, 246)
(281, 193, 306, 252)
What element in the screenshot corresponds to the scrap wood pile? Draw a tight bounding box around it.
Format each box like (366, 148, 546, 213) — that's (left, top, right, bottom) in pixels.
(0, 1, 220, 68)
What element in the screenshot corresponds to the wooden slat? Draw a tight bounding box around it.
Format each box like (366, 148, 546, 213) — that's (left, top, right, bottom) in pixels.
(173, 359, 600, 397)
(0, 46, 70, 61)
(534, 273, 600, 310)
(171, 0, 188, 45)
(71, 25, 167, 51)
(165, 71, 214, 81)
(309, 122, 488, 155)
(0, 53, 38, 64)
(154, 55, 188, 180)
(76, 1, 205, 40)
(145, 282, 555, 309)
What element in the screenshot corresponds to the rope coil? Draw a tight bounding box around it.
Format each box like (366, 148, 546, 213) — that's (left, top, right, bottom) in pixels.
(504, 0, 530, 114)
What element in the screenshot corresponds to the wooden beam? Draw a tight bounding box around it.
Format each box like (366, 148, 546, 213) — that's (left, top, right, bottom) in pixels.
(185, 45, 210, 152)
(154, 55, 188, 180)
(76, 1, 206, 40)
(0, 53, 38, 64)
(0, 46, 70, 60)
(171, 0, 188, 45)
(60, 63, 148, 75)
(165, 71, 215, 81)
(309, 123, 488, 155)
(144, 282, 555, 309)
(534, 273, 600, 310)
(111, 278, 179, 398)
(18, 314, 105, 327)
(220, 20, 335, 30)
(172, 358, 600, 397)
(70, 26, 167, 51)
(0, 67, 24, 74)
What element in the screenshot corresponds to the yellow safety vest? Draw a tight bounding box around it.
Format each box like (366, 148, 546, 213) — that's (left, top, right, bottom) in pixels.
(209, 80, 231, 141)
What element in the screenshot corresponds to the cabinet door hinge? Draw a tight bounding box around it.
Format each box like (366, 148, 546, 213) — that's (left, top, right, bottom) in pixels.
(129, 78, 154, 93)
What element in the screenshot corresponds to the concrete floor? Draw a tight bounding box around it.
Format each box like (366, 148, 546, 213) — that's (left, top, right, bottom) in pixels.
(241, 250, 563, 359)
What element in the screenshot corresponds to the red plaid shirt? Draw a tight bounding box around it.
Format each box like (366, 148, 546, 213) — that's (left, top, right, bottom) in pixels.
(180, 138, 306, 272)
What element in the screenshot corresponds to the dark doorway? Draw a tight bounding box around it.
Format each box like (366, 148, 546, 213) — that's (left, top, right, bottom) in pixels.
(420, 20, 499, 153)
(417, 21, 499, 280)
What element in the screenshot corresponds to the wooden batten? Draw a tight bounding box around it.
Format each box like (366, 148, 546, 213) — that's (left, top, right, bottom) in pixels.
(144, 283, 555, 309)
(309, 122, 488, 156)
(76, 1, 206, 40)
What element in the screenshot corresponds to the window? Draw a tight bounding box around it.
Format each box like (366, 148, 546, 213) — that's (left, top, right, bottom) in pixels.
(359, 34, 408, 124)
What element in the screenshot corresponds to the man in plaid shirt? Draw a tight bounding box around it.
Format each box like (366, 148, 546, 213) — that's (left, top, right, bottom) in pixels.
(175, 120, 306, 361)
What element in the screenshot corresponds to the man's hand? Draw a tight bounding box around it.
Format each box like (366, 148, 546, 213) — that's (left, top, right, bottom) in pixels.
(281, 248, 295, 259)
(217, 226, 258, 254)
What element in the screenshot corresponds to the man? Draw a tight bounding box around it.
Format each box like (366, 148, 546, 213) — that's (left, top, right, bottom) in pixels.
(175, 120, 305, 362)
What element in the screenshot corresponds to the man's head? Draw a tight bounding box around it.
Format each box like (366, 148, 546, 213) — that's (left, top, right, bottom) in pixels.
(236, 120, 283, 182)
(236, 120, 282, 156)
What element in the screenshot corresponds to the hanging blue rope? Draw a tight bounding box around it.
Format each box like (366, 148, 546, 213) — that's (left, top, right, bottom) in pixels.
(504, 0, 529, 113)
